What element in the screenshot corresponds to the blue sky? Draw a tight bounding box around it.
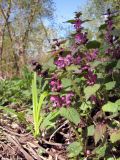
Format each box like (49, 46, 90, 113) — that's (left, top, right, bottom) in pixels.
(54, 0, 88, 23)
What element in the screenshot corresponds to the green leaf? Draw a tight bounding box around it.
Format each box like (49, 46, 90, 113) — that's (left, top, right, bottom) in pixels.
(102, 101, 119, 113)
(99, 23, 107, 30)
(94, 144, 107, 158)
(86, 40, 101, 49)
(66, 19, 91, 25)
(105, 81, 116, 90)
(80, 101, 92, 111)
(94, 124, 107, 145)
(67, 141, 82, 157)
(65, 19, 76, 24)
(87, 125, 95, 136)
(0, 106, 18, 116)
(61, 78, 72, 88)
(0, 106, 26, 123)
(66, 65, 79, 71)
(41, 111, 59, 130)
(111, 29, 120, 36)
(84, 84, 100, 100)
(60, 107, 80, 125)
(110, 130, 120, 143)
(115, 99, 120, 110)
(116, 60, 120, 69)
(82, 19, 91, 23)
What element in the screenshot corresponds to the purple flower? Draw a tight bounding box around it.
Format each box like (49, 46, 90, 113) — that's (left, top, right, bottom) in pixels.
(50, 76, 62, 92)
(90, 95, 97, 104)
(54, 54, 74, 69)
(50, 92, 74, 107)
(105, 32, 113, 44)
(75, 33, 87, 45)
(61, 92, 74, 107)
(64, 54, 74, 66)
(86, 49, 99, 61)
(65, 92, 74, 106)
(107, 19, 113, 30)
(74, 19, 82, 30)
(84, 71, 97, 86)
(50, 95, 62, 107)
(54, 56, 66, 69)
(74, 55, 81, 65)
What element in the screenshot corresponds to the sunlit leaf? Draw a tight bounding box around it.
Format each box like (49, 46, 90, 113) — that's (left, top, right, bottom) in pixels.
(105, 81, 116, 90)
(102, 101, 119, 113)
(67, 141, 83, 157)
(61, 78, 72, 88)
(60, 107, 80, 125)
(110, 130, 120, 143)
(87, 125, 95, 136)
(84, 84, 100, 100)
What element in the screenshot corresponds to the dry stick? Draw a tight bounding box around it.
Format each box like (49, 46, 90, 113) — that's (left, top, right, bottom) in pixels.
(49, 120, 69, 141)
(42, 138, 62, 147)
(25, 143, 42, 160)
(4, 132, 34, 160)
(0, 126, 31, 137)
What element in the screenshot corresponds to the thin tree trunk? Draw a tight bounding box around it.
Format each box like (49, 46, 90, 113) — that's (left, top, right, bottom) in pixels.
(0, 1, 19, 76)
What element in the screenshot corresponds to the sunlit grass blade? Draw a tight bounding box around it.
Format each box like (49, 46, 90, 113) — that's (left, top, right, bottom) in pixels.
(32, 72, 48, 137)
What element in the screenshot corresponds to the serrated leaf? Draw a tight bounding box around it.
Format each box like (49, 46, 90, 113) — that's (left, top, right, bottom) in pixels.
(94, 124, 107, 145)
(102, 101, 119, 113)
(93, 144, 107, 158)
(67, 141, 82, 157)
(84, 84, 100, 100)
(87, 125, 95, 136)
(60, 107, 80, 125)
(80, 101, 92, 111)
(105, 81, 116, 90)
(110, 130, 120, 143)
(61, 78, 72, 88)
(66, 65, 79, 71)
(86, 40, 101, 49)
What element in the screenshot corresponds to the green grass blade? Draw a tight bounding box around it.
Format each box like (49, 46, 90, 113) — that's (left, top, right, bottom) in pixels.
(37, 92, 48, 122)
(32, 72, 38, 135)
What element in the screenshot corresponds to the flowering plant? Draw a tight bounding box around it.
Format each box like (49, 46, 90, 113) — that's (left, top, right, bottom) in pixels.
(31, 10, 120, 159)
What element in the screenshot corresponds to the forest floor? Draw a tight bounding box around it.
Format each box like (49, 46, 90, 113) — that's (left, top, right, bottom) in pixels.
(0, 106, 71, 160)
